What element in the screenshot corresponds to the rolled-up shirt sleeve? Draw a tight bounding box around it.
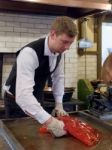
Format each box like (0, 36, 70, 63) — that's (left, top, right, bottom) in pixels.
(51, 54, 64, 103)
(16, 47, 51, 124)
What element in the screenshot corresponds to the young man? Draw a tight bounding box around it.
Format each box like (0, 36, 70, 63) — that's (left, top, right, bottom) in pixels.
(3, 16, 78, 137)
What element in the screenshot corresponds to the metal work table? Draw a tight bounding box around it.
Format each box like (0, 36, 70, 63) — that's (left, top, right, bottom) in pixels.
(0, 112, 112, 150)
(0, 135, 11, 150)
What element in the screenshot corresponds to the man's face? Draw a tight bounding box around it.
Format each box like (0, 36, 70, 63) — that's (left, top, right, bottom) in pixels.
(50, 31, 75, 53)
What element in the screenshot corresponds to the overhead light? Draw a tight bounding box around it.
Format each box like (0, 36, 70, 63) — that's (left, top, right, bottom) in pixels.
(78, 18, 94, 49)
(78, 38, 93, 49)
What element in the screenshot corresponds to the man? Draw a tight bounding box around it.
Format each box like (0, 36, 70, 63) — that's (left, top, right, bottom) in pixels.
(3, 16, 78, 137)
(101, 53, 112, 83)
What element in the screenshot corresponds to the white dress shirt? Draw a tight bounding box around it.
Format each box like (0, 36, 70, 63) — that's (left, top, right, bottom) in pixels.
(5, 36, 64, 124)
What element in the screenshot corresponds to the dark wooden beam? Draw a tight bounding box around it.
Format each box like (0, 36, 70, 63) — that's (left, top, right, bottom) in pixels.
(0, 0, 111, 18)
(12, 0, 111, 10)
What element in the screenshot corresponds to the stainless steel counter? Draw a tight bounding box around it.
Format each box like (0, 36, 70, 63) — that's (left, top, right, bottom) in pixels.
(0, 112, 112, 150)
(0, 135, 11, 150)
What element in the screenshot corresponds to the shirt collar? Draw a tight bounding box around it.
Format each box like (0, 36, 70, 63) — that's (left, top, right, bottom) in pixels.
(44, 35, 59, 57)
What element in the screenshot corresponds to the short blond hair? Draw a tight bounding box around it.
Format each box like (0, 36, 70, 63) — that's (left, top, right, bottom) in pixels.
(51, 16, 78, 37)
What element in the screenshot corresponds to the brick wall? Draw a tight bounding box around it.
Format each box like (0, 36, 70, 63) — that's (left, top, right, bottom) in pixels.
(0, 12, 78, 98)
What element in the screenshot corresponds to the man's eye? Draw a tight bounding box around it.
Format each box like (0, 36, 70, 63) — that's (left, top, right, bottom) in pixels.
(62, 41, 68, 44)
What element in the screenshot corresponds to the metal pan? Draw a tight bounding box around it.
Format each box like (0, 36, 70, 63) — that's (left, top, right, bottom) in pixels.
(0, 111, 112, 150)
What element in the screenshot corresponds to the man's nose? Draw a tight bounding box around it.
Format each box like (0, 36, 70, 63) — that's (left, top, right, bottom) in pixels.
(64, 44, 70, 50)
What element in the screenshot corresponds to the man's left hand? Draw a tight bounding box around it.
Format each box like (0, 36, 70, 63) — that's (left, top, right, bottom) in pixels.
(52, 103, 69, 117)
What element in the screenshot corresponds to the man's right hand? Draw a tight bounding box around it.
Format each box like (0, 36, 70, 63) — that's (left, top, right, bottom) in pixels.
(44, 117, 67, 137)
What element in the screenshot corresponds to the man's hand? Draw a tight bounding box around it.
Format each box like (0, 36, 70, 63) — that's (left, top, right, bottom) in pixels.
(52, 103, 68, 117)
(44, 117, 67, 137)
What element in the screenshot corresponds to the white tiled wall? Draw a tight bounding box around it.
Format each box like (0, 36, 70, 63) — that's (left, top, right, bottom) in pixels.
(64, 41, 78, 87)
(78, 55, 97, 80)
(0, 13, 54, 53)
(0, 12, 78, 98)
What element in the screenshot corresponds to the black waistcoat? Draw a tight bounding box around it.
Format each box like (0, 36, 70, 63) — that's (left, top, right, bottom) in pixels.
(5, 38, 61, 100)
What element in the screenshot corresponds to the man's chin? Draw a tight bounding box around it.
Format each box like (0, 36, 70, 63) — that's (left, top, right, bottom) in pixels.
(57, 50, 65, 53)
(57, 51, 63, 54)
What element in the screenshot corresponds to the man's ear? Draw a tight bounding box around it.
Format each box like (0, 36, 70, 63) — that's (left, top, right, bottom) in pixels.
(50, 30, 57, 39)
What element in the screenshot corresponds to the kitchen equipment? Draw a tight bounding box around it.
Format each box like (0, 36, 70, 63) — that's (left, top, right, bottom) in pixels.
(91, 80, 102, 89)
(43, 87, 76, 113)
(43, 87, 75, 102)
(0, 111, 112, 150)
(88, 84, 112, 120)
